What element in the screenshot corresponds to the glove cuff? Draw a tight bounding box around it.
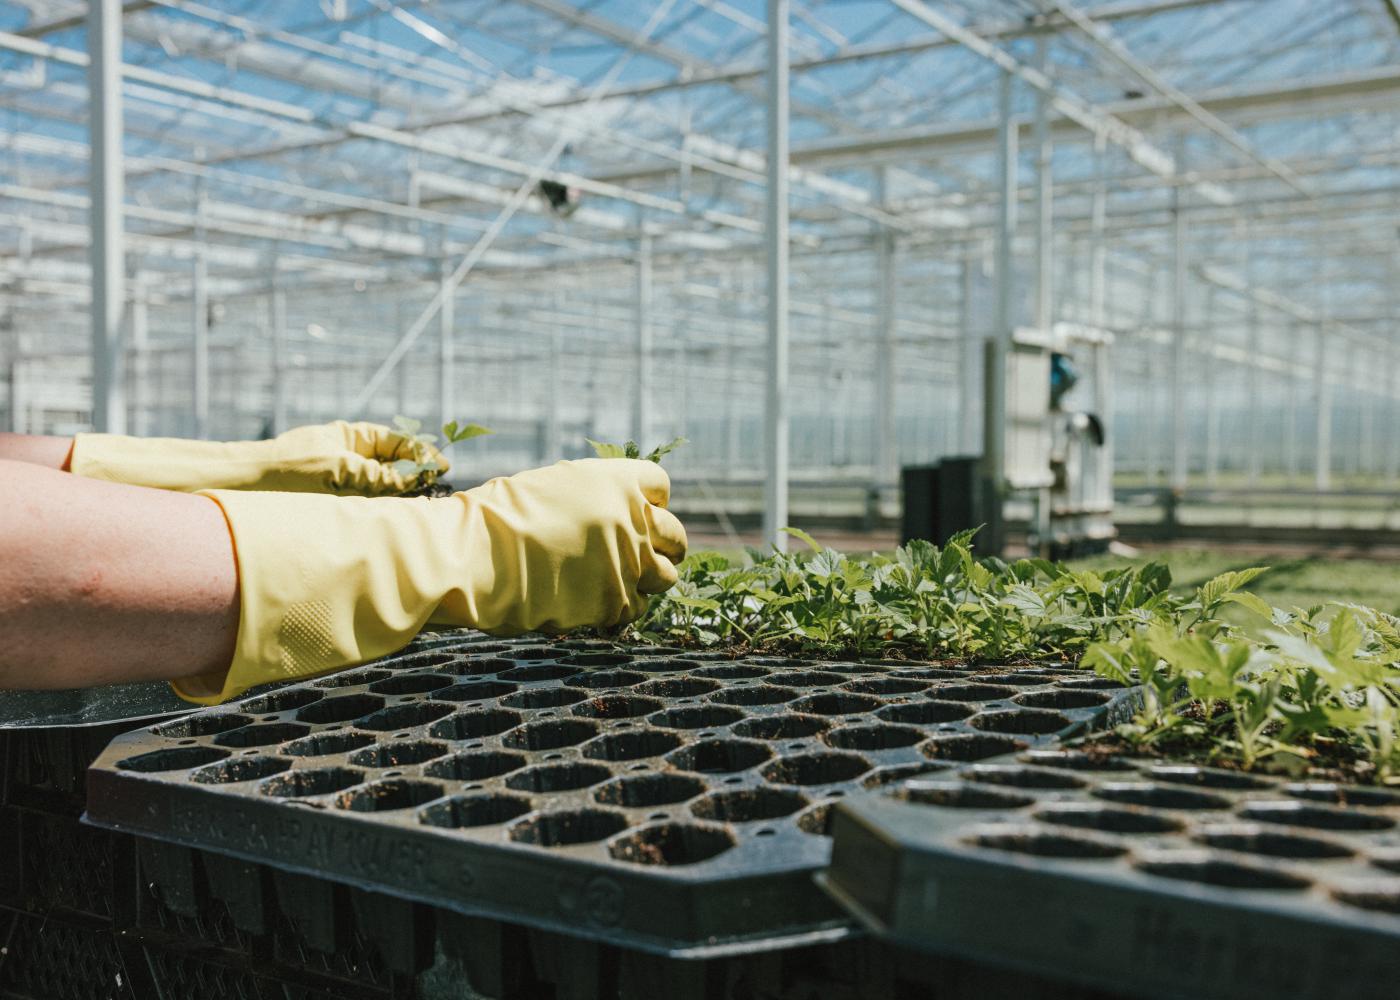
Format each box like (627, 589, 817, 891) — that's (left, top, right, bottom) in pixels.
(71, 433, 269, 492)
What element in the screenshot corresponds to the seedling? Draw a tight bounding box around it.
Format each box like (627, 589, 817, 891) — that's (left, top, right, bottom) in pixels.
(391, 414, 493, 488)
(587, 436, 687, 464)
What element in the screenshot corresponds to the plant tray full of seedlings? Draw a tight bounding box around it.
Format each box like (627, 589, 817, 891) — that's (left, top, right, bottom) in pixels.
(820, 745, 1400, 1000)
(82, 632, 1134, 958)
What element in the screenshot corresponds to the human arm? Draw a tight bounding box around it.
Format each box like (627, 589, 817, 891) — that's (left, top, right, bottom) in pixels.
(0, 432, 74, 470)
(0, 460, 240, 690)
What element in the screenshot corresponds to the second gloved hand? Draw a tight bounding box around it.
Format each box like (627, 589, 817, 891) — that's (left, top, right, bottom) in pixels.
(69, 420, 445, 495)
(176, 459, 687, 704)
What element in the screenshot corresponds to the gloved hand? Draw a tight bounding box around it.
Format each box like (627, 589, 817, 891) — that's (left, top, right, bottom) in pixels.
(175, 459, 687, 704)
(69, 421, 446, 496)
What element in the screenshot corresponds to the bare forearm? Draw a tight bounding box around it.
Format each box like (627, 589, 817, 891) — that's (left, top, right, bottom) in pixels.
(0, 461, 239, 689)
(0, 433, 73, 469)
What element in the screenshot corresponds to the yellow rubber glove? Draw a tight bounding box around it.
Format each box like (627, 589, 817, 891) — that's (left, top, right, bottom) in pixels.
(69, 421, 446, 496)
(175, 459, 687, 705)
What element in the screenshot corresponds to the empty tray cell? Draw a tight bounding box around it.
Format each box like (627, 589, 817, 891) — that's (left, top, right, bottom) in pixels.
(969, 709, 1071, 735)
(504, 646, 570, 661)
(349, 739, 449, 769)
(261, 766, 363, 798)
(635, 677, 719, 698)
(961, 764, 1086, 790)
(891, 668, 966, 680)
(796, 803, 834, 835)
(1146, 765, 1272, 790)
(861, 763, 953, 789)
(823, 724, 923, 751)
(1018, 749, 1138, 772)
(761, 751, 871, 786)
(732, 714, 831, 740)
(571, 694, 665, 719)
(876, 701, 974, 725)
(897, 780, 1035, 810)
(1192, 823, 1354, 859)
(1092, 783, 1232, 811)
(498, 664, 580, 683)
(1134, 850, 1311, 890)
(841, 678, 930, 696)
(425, 750, 527, 781)
(582, 729, 682, 761)
(501, 719, 600, 751)
(336, 778, 445, 812)
(570, 670, 647, 690)
(315, 668, 391, 688)
(368, 673, 455, 695)
(628, 645, 686, 656)
(501, 687, 587, 709)
(441, 657, 515, 676)
(964, 825, 1126, 859)
(1332, 879, 1400, 915)
(1012, 689, 1112, 710)
(691, 787, 808, 822)
(790, 692, 883, 716)
(117, 746, 229, 772)
(610, 822, 735, 866)
(238, 688, 324, 714)
(355, 702, 454, 732)
(1284, 783, 1400, 807)
(421, 793, 534, 830)
(560, 652, 635, 667)
(647, 705, 745, 730)
(692, 665, 770, 681)
(767, 670, 845, 687)
(505, 762, 613, 793)
(213, 722, 310, 749)
(1034, 803, 1182, 834)
(670, 738, 773, 774)
(295, 694, 385, 724)
(629, 658, 701, 673)
(385, 651, 461, 669)
(281, 731, 376, 757)
(973, 673, 1059, 687)
(191, 755, 292, 784)
(435, 681, 518, 702)
(929, 683, 1017, 702)
(152, 712, 252, 738)
(1236, 801, 1396, 832)
(509, 809, 629, 847)
(921, 734, 1026, 762)
(1056, 676, 1128, 690)
(709, 685, 798, 707)
(594, 773, 706, 808)
(428, 708, 523, 741)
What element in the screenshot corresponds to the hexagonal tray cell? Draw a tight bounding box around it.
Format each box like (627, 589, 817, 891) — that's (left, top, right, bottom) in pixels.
(822, 741, 1400, 1000)
(86, 632, 1137, 957)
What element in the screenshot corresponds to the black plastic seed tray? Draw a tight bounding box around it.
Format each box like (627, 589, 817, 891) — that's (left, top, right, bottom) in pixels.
(84, 634, 1133, 957)
(821, 746, 1400, 1000)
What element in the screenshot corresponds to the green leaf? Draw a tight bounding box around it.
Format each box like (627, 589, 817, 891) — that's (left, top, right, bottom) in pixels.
(1221, 591, 1274, 620)
(391, 458, 421, 478)
(443, 421, 493, 443)
(780, 526, 822, 553)
(644, 436, 688, 463)
(624, 441, 641, 460)
(391, 414, 422, 436)
(1199, 567, 1268, 609)
(587, 438, 628, 459)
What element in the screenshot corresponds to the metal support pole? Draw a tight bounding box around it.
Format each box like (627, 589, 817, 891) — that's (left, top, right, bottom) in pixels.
(1358, 350, 1375, 480)
(958, 255, 979, 454)
(88, 0, 125, 433)
(633, 228, 653, 447)
(544, 298, 561, 462)
(439, 254, 455, 435)
(192, 174, 209, 438)
(763, 0, 791, 549)
(874, 168, 897, 490)
(1314, 324, 1331, 491)
(1169, 144, 1188, 490)
(983, 70, 1016, 553)
(268, 254, 286, 435)
(129, 273, 147, 436)
(1032, 34, 1053, 331)
(1284, 322, 1299, 481)
(1245, 271, 1262, 485)
(1089, 133, 1107, 328)
(1203, 285, 1219, 487)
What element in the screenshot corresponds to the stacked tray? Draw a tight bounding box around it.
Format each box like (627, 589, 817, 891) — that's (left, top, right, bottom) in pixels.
(822, 746, 1400, 1000)
(85, 634, 1133, 957)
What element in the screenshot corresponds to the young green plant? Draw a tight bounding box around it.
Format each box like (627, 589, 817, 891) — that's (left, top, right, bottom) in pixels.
(391, 415, 493, 489)
(587, 436, 687, 463)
